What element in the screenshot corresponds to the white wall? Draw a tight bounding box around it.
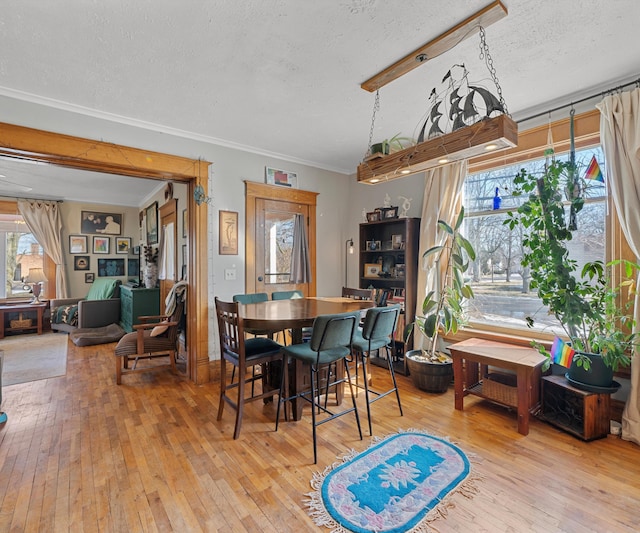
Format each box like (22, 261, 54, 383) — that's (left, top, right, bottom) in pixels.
(1, 94, 427, 357)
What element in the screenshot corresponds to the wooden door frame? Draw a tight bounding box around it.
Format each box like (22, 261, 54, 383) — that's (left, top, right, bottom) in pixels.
(245, 181, 318, 296)
(0, 121, 211, 384)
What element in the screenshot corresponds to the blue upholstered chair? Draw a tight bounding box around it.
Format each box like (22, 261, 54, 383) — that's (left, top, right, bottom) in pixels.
(276, 311, 362, 464)
(233, 293, 269, 305)
(215, 298, 284, 439)
(271, 290, 303, 300)
(351, 305, 403, 435)
(271, 290, 307, 343)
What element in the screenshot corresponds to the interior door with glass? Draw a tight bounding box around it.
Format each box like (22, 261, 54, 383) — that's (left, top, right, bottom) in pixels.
(255, 199, 310, 296)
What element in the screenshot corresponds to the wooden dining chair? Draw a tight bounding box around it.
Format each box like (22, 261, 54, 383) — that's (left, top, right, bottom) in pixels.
(215, 297, 284, 439)
(351, 305, 403, 435)
(276, 310, 362, 464)
(342, 287, 374, 300)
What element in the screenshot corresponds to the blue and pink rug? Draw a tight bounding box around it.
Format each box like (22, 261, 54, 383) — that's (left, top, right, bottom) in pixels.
(306, 430, 478, 532)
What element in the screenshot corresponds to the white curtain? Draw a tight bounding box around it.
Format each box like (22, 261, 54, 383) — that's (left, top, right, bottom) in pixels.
(414, 161, 467, 350)
(17, 199, 68, 298)
(158, 222, 175, 280)
(597, 87, 640, 445)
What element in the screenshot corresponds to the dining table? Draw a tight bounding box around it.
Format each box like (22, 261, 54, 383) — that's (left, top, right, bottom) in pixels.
(239, 296, 374, 420)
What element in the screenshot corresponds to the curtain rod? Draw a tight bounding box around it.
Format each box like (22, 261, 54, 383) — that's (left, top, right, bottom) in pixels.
(517, 75, 640, 124)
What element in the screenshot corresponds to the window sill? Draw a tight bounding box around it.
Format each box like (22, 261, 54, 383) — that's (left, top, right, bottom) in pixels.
(442, 326, 552, 351)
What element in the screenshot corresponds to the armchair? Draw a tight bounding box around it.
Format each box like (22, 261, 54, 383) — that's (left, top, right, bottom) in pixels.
(50, 278, 122, 333)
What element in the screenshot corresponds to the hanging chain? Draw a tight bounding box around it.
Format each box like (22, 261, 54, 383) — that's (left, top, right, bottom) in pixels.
(478, 26, 509, 116)
(363, 89, 380, 161)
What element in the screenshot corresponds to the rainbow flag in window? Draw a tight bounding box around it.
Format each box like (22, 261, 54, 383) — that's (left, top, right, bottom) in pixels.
(584, 155, 604, 182)
(550, 337, 576, 368)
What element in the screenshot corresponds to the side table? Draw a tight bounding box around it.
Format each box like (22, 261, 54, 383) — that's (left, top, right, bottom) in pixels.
(448, 338, 547, 436)
(0, 302, 48, 339)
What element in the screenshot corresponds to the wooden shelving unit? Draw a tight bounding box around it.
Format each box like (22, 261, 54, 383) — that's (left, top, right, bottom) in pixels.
(359, 217, 420, 375)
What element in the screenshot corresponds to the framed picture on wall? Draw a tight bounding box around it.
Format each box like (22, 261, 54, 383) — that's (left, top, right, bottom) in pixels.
(146, 201, 159, 244)
(81, 211, 122, 235)
(85, 273, 95, 284)
(219, 210, 238, 255)
(92, 236, 110, 254)
(97, 258, 125, 277)
(69, 235, 87, 254)
(73, 255, 90, 271)
(265, 167, 297, 188)
(116, 237, 131, 254)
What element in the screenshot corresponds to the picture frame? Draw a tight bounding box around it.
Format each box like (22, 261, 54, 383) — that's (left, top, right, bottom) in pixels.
(265, 166, 298, 188)
(97, 258, 125, 277)
(364, 263, 382, 278)
(85, 272, 95, 284)
(182, 244, 187, 265)
(145, 201, 159, 244)
(366, 211, 380, 223)
(69, 235, 88, 254)
(116, 237, 131, 254)
(392, 234, 403, 250)
(382, 206, 399, 219)
(366, 240, 381, 251)
(219, 210, 238, 255)
(73, 255, 90, 271)
(182, 208, 187, 238)
(81, 210, 122, 235)
(92, 236, 110, 254)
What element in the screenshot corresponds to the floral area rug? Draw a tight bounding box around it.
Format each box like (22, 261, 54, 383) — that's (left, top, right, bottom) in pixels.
(306, 430, 479, 532)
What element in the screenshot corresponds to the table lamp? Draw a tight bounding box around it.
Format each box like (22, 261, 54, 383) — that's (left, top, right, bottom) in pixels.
(26, 268, 47, 303)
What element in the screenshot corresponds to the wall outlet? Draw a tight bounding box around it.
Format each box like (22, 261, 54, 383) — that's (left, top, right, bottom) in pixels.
(224, 268, 236, 281)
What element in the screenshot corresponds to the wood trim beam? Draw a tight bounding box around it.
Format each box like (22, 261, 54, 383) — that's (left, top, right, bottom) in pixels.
(361, 1, 508, 92)
(0, 122, 199, 181)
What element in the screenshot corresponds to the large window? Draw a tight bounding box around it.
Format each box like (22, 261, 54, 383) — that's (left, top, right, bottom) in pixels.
(462, 145, 607, 336)
(0, 213, 44, 299)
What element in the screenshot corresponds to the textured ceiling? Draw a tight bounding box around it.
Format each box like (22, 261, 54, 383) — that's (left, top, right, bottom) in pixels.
(0, 0, 639, 203)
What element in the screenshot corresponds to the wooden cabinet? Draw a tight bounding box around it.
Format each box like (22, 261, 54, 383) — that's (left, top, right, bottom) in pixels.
(119, 286, 160, 333)
(541, 375, 611, 441)
(359, 217, 420, 375)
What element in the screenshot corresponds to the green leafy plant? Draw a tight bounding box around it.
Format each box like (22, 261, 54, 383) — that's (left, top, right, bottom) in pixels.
(505, 159, 639, 371)
(371, 133, 415, 155)
(407, 208, 476, 361)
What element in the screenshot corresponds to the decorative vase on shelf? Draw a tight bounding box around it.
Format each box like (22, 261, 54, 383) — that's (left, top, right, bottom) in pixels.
(143, 264, 158, 289)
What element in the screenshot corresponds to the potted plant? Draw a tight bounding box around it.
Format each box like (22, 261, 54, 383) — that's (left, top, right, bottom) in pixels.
(406, 208, 476, 392)
(506, 159, 640, 389)
(370, 133, 415, 156)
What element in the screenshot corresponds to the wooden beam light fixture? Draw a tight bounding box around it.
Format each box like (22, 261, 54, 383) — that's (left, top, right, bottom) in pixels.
(361, 1, 508, 92)
(357, 1, 516, 184)
(357, 114, 517, 183)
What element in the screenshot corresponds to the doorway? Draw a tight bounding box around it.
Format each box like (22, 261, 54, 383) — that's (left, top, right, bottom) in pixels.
(245, 181, 318, 297)
(0, 122, 212, 384)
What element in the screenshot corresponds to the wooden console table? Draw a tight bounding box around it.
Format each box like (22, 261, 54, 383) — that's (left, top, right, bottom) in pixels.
(0, 302, 48, 339)
(448, 338, 547, 435)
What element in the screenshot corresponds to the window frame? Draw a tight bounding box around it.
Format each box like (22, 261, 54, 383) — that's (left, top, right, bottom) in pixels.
(443, 109, 629, 347)
(0, 199, 56, 302)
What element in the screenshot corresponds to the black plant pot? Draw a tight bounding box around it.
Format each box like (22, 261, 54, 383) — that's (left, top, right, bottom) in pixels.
(566, 352, 615, 391)
(406, 349, 453, 393)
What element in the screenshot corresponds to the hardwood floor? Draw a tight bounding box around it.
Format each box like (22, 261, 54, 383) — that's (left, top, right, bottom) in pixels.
(1, 337, 639, 532)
